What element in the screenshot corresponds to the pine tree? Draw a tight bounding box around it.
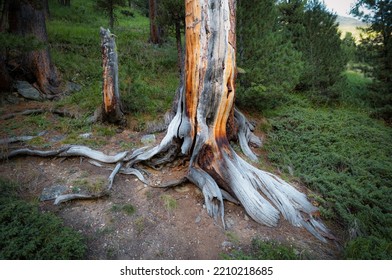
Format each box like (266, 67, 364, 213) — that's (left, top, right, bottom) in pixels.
(236, 0, 303, 110)
(299, 0, 347, 95)
(352, 0, 392, 108)
(279, 0, 347, 98)
(95, 0, 125, 29)
(157, 0, 185, 73)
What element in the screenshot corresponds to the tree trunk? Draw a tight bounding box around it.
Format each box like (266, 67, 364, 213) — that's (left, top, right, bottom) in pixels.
(99, 27, 125, 125)
(148, 0, 162, 44)
(43, 0, 50, 19)
(8, 0, 61, 97)
(0, 53, 12, 91)
(0, 0, 9, 32)
(128, 0, 329, 241)
(109, 6, 114, 30)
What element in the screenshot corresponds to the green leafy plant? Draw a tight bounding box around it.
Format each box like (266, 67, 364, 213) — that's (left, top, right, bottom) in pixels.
(222, 238, 298, 260)
(0, 179, 87, 260)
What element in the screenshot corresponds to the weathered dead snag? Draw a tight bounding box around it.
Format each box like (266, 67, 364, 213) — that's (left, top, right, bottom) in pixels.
(96, 27, 125, 125)
(125, 0, 330, 241)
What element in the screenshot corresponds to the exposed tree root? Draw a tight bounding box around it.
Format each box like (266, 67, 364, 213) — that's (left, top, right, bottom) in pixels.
(54, 162, 122, 205)
(0, 108, 77, 120)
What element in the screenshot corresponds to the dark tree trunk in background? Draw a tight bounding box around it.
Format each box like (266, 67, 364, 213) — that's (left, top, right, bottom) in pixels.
(43, 0, 50, 19)
(149, 0, 162, 44)
(0, 0, 9, 32)
(58, 0, 70, 6)
(99, 27, 125, 125)
(8, 0, 62, 97)
(175, 20, 183, 74)
(0, 0, 11, 90)
(0, 53, 11, 91)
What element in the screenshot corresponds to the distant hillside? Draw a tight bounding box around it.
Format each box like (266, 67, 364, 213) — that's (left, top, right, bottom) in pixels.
(336, 15, 368, 41)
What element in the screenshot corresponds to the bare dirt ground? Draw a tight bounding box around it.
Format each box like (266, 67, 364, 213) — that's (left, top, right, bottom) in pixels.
(0, 97, 343, 260)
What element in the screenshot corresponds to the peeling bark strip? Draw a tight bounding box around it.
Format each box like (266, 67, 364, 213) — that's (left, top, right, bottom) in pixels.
(100, 27, 125, 124)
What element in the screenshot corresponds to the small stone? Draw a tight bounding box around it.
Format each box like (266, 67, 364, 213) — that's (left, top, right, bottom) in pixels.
(64, 81, 82, 95)
(40, 185, 68, 201)
(50, 135, 66, 142)
(15, 80, 43, 101)
(175, 185, 190, 193)
(226, 217, 235, 228)
(195, 216, 201, 224)
(222, 241, 233, 248)
(244, 214, 249, 221)
(141, 134, 156, 145)
(79, 132, 92, 139)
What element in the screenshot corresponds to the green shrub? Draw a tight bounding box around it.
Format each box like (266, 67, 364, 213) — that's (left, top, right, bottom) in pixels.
(0, 179, 87, 260)
(264, 103, 392, 259)
(345, 236, 392, 260)
(223, 239, 298, 260)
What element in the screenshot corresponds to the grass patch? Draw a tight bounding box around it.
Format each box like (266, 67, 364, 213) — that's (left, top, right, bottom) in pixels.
(222, 238, 298, 260)
(72, 176, 107, 194)
(111, 203, 136, 216)
(161, 194, 177, 211)
(0, 179, 86, 259)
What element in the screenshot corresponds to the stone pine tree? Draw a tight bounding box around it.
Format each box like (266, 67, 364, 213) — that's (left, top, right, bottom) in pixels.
(95, 0, 125, 30)
(2, 0, 62, 97)
(296, 0, 347, 94)
(236, 0, 303, 110)
(352, 0, 392, 99)
(157, 0, 185, 73)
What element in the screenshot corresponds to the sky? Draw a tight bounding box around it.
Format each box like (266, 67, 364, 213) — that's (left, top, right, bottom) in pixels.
(323, 0, 357, 17)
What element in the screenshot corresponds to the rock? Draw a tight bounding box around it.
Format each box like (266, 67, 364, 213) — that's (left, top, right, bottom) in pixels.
(221, 241, 233, 248)
(15, 80, 43, 101)
(141, 134, 156, 145)
(50, 135, 66, 142)
(5, 93, 20, 104)
(79, 132, 92, 139)
(40, 185, 68, 201)
(226, 217, 235, 229)
(175, 185, 190, 193)
(64, 81, 82, 95)
(195, 215, 201, 224)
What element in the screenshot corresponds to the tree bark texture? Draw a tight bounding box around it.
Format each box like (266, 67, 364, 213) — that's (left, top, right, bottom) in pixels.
(8, 0, 61, 96)
(149, 0, 162, 44)
(100, 27, 125, 124)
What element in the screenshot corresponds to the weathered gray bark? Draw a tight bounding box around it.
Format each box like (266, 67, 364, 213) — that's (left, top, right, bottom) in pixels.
(99, 27, 125, 125)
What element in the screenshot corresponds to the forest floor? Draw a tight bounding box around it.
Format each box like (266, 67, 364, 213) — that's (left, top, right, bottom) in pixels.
(0, 96, 342, 260)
